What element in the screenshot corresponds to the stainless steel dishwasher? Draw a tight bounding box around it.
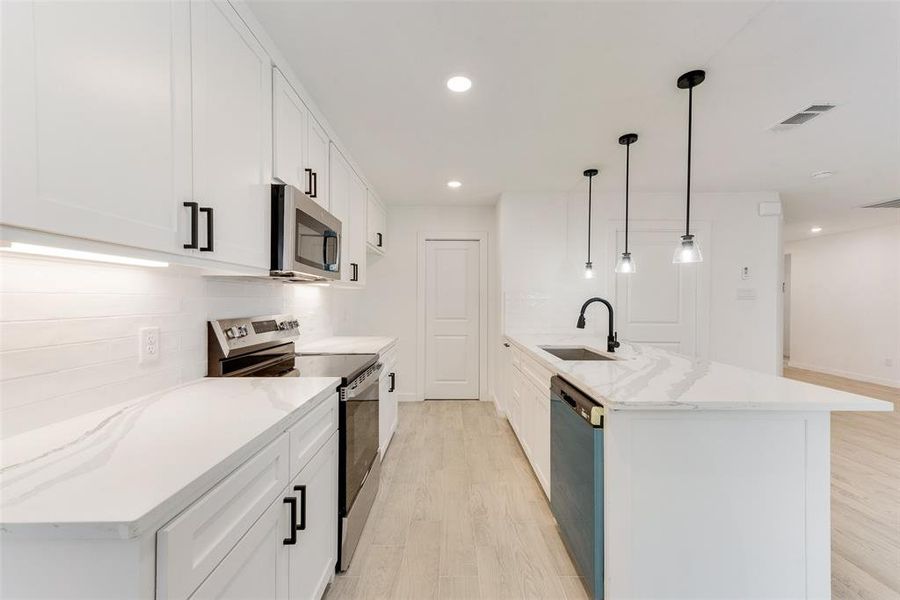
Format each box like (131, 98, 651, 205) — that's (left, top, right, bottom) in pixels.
(550, 375, 604, 600)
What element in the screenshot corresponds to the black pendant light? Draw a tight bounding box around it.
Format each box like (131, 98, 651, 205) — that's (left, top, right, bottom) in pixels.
(615, 133, 638, 274)
(674, 69, 705, 264)
(583, 168, 599, 279)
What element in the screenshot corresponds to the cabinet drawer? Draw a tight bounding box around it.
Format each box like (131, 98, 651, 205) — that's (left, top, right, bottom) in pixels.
(289, 392, 339, 479)
(157, 434, 290, 600)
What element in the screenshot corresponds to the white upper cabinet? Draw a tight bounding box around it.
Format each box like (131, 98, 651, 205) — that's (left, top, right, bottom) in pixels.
(190, 0, 272, 269)
(0, 0, 193, 253)
(272, 68, 308, 193)
(307, 116, 330, 210)
(367, 191, 387, 252)
(329, 143, 366, 286)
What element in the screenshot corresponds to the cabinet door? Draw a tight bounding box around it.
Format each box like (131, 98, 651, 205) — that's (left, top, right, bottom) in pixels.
(288, 433, 338, 600)
(273, 68, 308, 192)
(531, 382, 551, 496)
(191, 0, 271, 269)
(307, 116, 330, 210)
(189, 495, 290, 600)
(348, 176, 368, 286)
(1, 0, 192, 253)
(367, 192, 387, 251)
(329, 144, 352, 282)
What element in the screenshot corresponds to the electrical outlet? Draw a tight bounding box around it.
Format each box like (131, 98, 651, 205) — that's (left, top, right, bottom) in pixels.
(139, 327, 160, 364)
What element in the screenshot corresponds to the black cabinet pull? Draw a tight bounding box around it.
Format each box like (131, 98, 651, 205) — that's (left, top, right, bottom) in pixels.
(199, 207, 214, 252)
(311, 171, 318, 198)
(304, 168, 313, 195)
(283, 497, 298, 545)
(388, 372, 396, 393)
(350, 262, 358, 282)
(377, 232, 383, 248)
(183, 202, 199, 249)
(503, 343, 510, 348)
(294, 485, 307, 531)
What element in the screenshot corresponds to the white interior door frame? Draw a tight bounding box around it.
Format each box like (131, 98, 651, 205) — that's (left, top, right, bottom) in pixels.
(416, 231, 489, 402)
(605, 219, 711, 359)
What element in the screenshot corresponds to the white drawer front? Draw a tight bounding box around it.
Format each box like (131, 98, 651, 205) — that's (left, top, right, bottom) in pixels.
(157, 434, 290, 600)
(289, 392, 339, 479)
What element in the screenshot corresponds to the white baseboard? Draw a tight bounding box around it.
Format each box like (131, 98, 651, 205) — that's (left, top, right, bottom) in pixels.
(396, 392, 420, 402)
(786, 361, 900, 388)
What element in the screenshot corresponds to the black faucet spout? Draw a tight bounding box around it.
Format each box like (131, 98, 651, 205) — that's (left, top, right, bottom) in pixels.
(576, 297, 621, 353)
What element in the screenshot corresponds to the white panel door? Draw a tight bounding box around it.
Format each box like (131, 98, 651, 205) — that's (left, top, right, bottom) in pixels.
(613, 229, 698, 355)
(189, 494, 289, 600)
(1, 0, 192, 252)
(272, 68, 308, 192)
(191, 0, 271, 269)
(425, 240, 480, 399)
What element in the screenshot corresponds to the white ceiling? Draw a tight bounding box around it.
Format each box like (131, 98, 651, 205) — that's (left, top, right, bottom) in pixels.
(248, 1, 900, 234)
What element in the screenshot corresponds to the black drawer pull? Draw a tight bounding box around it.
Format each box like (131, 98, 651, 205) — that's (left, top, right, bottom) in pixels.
(200, 206, 214, 252)
(294, 484, 307, 531)
(350, 262, 358, 282)
(183, 202, 199, 249)
(377, 232, 383, 247)
(304, 168, 313, 195)
(388, 372, 396, 393)
(311, 171, 318, 198)
(283, 497, 298, 545)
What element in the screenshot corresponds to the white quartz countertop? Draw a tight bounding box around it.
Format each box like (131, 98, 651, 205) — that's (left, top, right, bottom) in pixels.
(295, 335, 397, 355)
(506, 333, 893, 412)
(0, 377, 340, 539)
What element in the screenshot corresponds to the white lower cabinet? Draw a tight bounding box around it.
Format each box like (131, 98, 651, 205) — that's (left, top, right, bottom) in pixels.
(379, 345, 399, 458)
(505, 340, 552, 498)
(158, 393, 339, 600)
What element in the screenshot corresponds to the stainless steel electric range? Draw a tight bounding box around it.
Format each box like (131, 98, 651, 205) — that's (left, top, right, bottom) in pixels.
(208, 314, 382, 572)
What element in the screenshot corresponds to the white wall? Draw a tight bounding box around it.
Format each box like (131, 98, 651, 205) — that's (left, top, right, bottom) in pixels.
(499, 190, 783, 374)
(333, 205, 499, 402)
(785, 224, 900, 386)
(0, 254, 344, 438)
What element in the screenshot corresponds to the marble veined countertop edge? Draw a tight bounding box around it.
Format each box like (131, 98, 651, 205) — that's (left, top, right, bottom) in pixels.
(295, 335, 398, 355)
(505, 332, 893, 413)
(0, 376, 342, 539)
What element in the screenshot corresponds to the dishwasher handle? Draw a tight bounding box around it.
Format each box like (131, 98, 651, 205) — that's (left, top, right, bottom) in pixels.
(552, 376, 605, 428)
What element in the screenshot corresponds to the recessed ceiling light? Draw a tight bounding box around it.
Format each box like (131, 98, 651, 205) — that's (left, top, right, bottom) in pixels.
(810, 226, 822, 233)
(447, 180, 462, 189)
(811, 170, 833, 179)
(446, 76, 472, 93)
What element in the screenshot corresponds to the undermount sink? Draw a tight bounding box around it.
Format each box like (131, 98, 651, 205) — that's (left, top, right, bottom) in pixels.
(539, 346, 616, 361)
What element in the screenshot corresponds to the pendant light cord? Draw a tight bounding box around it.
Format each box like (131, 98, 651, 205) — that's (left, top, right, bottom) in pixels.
(685, 85, 693, 237)
(625, 143, 630, 253)
(587, 174, 593, 263)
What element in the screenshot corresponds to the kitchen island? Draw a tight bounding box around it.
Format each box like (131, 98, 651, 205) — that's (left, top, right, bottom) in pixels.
(502, 333, 892, 600)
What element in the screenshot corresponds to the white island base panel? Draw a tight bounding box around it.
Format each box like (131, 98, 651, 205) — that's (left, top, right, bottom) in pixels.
(604, 408, 830, 599)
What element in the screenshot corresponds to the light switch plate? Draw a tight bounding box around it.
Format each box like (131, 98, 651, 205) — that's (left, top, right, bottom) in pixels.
(139, 327, 160, 363)
(741, 266, 751, 280)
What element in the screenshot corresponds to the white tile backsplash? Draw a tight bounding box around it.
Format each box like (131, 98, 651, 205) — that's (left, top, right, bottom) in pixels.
(0, 254, 341, 438)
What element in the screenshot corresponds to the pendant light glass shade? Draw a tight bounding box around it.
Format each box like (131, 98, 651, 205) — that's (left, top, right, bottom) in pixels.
(584, 261, 594, 279)
(674, 70, 705, 264)
(673, 234, 703, 264)
(615, 252, 635, 273)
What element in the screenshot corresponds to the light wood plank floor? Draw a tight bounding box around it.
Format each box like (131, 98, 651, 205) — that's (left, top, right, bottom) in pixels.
(784, 367, 900, 600)
(326, 400, 586, 600)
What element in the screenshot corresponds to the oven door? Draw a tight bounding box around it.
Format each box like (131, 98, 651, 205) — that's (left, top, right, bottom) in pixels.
(340, 365, 381, 515)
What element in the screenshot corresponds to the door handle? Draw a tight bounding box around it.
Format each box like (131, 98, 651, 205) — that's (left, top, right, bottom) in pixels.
(294, 485, 307, 531)
(389, 372, 396, 393)
(311, 171, 318, 198)
(183, 202, 199, 249)
(283, 497, 298, 545)
(199, 207, 214, 252)
(377, 232, 383, 247)
(304, 168, 313, 195)
(350, 262, 358, 282)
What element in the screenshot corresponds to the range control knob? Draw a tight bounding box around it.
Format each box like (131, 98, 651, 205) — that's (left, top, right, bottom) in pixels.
(238, 325, 249, 337)
(278, 321, 288, 330)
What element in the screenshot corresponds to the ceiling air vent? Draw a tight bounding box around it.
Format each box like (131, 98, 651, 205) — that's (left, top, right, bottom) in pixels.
(861, 198, 900, 209)
(769, 104, 836, 131)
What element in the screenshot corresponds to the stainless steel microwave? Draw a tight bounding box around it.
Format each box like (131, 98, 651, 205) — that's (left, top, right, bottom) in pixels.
(271, 184, 341, 282)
